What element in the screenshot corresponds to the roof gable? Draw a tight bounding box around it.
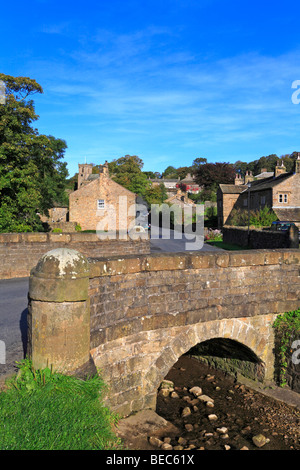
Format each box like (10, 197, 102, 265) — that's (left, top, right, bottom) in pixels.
(249, 172, 293, 192)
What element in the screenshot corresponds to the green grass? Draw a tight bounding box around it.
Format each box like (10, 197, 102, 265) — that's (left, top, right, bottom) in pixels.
(0, 359, 123, 450)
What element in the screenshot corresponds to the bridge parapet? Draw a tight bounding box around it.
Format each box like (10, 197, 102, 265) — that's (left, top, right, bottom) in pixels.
(28, 248, 300, 416)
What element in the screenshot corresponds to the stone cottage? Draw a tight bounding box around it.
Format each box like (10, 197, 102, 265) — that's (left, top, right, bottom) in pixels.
(217, 154, 300, 228)
(69, 162, 136, 232)
(165, 188, 196, 209)
(149, 177, 179, 198)
(177, 173, 201, 194)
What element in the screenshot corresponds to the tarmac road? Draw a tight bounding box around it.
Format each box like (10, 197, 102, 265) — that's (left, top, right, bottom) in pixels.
(149, 226, 223, 253)
(0, 277, 29, 377)
(0, 232, 223, 377)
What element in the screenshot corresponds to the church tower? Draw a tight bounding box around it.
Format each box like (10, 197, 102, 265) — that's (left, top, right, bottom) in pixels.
(78, 163, 93, 188)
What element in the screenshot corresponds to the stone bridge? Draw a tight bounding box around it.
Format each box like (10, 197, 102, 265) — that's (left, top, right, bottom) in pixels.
(27, 248, 300, 417)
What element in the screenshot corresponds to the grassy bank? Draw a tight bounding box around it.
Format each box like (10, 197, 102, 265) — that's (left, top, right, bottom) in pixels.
(0, 359, 122, 450)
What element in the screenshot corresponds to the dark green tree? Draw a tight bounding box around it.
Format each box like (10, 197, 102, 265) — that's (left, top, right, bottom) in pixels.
(0, 73, 68, 232)
(194, 162, 235, 188)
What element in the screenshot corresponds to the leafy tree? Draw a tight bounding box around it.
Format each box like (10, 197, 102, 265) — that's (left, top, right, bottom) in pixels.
(107, 155, 168, 205)
(0, 73, 68, 232)
(108, 155, 150, 195)
(252, 154, 279, 175)
(233, 152, 300, 177)
(194, 162, 235, 189)
(143, 171, 157, 179)
(233, 160, 250, 176)
(282, 151, 300, 173)
(108, 155, 143, 176)
(176, 166, 192, 180)
(162, 165, 177, 179)
(191, 157, 207, 174)
(143, 183, 168, 205)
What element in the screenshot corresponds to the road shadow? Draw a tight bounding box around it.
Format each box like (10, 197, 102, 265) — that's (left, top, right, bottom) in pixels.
(20, 307, 28, 358)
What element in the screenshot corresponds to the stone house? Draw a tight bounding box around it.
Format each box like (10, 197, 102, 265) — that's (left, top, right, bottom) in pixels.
(149, 177, 179, 198)
(38, 204, 69, 224)
(217, 184, 248, 228)
(177, 173, 201, 194)
(69, 162, 136, 232)
(217, 154, 300, 228)
(165, 189, 196, 209)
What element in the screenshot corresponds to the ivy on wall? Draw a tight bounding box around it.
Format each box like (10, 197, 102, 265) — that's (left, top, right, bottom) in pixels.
(272, 309, 300, 387)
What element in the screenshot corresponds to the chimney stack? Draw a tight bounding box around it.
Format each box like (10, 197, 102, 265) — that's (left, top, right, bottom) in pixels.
(244, 170, 253, 184)
(235, 173, 244, 186)
(295, 153, 300, 174)
(274, 160, 286, 177)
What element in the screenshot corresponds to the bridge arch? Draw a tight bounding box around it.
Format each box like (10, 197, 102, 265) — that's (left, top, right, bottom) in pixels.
(28, 248, 300, 417)
(142, 316, 274, 412)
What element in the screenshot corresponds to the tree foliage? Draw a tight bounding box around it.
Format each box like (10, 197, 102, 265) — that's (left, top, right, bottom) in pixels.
(107, 155, 167, 205)
(0, 73, 68, 232)
(194, 162, 235, 189)
(233, 152, 299, 176)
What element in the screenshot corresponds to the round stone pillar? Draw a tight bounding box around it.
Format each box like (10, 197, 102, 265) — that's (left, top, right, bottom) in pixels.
(27, 248, 90, 373)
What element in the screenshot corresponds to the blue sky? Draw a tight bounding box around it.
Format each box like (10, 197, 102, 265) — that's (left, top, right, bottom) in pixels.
(2, 0, 300, 177)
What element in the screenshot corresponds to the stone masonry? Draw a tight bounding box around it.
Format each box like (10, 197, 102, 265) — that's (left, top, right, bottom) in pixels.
(28, 248, 300, 417)
(69, 163, 136, 231)
(0, 232, 149, 279)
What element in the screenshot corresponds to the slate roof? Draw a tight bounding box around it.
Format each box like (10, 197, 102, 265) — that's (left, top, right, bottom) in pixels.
(87, 174, 100, 181)
(151, 178, 179, 182)
(254, 171, 274, 179)
(273, 207, 300, 222)
(181, 173, 197, 183)
(218, 184, 248, 194)
(248, 172, 293, 192)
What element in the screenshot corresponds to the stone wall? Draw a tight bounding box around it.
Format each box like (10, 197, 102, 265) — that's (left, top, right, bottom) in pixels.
(223, 225, 299, 249)
(0, 232, 150, 279)
(49, 222, 77, 232)
(87, 249, 300, 416)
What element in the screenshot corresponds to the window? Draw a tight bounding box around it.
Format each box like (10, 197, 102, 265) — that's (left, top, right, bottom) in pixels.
(278, 194, 288, 203)
(260, 196, 266, 205)
(97, 199, 105, 210)
(243, 199, 248, 207)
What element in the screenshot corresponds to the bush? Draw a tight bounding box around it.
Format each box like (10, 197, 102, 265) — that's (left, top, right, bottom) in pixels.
(227, 206, 278, 227)
(273, 309, 300, 387)
(52, 228, 62, 233)
(75, 224, 82, 232)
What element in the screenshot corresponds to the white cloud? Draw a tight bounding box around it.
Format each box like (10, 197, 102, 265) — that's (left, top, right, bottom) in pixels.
(28, 24, 300, 171)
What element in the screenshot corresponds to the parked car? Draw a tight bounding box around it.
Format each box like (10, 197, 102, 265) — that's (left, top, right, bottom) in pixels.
(271, 221, 300, 239)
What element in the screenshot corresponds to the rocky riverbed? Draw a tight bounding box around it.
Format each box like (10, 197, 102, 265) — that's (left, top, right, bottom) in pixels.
(117, 355, 300, 451)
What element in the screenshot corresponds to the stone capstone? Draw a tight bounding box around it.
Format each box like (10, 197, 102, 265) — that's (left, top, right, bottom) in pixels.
(28, 248, 91, 373)
(29, 248, 90, 302)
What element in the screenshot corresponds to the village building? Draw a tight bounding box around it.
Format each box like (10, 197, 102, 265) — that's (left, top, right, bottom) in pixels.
(165, 189, 196, 209)
(177, 173, 201, 194)
(149, 177, 179, 198)
(217, 154, 300, 228)
(69, 162, 136, 232)
(217, 184, 248, 228)
(38, 204, 69, 225)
